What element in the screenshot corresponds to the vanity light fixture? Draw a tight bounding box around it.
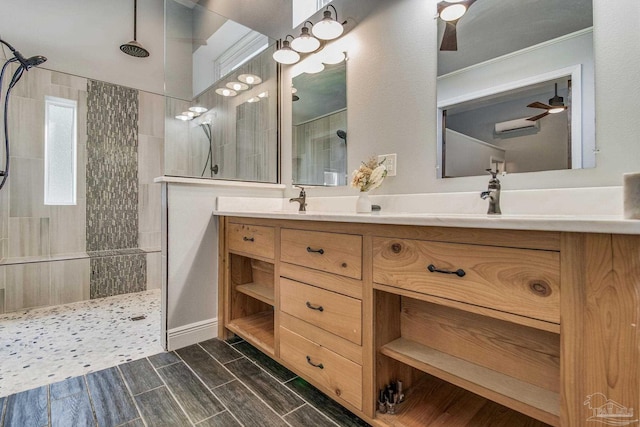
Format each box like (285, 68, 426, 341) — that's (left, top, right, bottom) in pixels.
(237, 74, 262, 85)
(273, 36, 301, 64)
(291, 22, 321, 53)
(258, 91, 269, 98)
(312, 5, 344, 40)
(215, 88, 237, 97)
(247, 96, 260, 103)
(176, 105, 209, 121)
(226, 81, 249, 91)
(439, 3, 467, 21)
(189, 106, 208, 114)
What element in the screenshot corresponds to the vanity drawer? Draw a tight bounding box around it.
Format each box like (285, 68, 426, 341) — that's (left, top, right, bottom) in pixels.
(280, 229, 362, 279)
(280, 277, 362, 345)
(280, 327, 362, 411)
(227, 222, 275, 260)
(372, 237, 561, 323)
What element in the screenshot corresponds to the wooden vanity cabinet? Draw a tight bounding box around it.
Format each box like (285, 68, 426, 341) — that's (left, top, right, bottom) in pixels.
(219, 217, 640, 427)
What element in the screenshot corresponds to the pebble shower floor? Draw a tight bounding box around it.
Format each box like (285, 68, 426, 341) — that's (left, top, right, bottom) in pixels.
(0, 289, 162, 397)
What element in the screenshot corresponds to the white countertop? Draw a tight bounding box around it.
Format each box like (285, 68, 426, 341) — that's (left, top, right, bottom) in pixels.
(213, 208, 640, 234)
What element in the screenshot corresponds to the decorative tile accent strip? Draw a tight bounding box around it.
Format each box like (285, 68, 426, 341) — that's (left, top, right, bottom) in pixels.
(90, 254, 146, 299)
(86, 80, 139, 252)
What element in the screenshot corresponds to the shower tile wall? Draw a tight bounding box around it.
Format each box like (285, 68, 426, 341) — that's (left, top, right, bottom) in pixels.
(164, 45, 277, 182)
(293, 110, 347, 186)
(0, 68, 163, 314)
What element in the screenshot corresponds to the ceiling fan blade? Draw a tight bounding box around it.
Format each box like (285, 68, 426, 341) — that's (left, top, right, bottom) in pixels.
(527, 101, 553, 110)
(526, 112, 549, 122)
(440, 21, 458, 51)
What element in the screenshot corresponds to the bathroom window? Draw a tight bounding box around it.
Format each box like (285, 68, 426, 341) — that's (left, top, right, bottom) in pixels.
(44, 96, 77, 205)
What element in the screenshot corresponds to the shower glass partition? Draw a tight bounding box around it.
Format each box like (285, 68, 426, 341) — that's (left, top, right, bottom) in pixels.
(164, 1, 278, 183)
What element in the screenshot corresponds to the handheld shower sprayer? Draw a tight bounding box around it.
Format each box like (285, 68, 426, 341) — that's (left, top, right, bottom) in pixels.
(0, 38, 47, 190)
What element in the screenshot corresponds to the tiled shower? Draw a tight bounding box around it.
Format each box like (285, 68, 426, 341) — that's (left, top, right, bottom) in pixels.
(0, 66, 163, 314)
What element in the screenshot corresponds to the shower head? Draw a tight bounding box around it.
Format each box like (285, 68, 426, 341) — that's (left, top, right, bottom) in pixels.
(120, 40, 149, 58)
(23, 55, 47, 69)
(337, 129, 347, 141)
(0, 39, 47, 70)
(120, 0, 150, 58)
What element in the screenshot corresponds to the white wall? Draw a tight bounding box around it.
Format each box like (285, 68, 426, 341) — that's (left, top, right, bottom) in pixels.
(0, 0, 171, 94)
(163, 181, 284, 348)
(444, 130, 505, 178)
(280, 0, 640, 196)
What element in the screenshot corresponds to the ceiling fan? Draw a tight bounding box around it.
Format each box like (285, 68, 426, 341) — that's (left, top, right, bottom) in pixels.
(438, 0, 477, 51)
(526, 83, 568, 121)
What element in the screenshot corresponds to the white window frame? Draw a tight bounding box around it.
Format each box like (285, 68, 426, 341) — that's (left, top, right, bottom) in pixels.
(44, 96, 77, 205)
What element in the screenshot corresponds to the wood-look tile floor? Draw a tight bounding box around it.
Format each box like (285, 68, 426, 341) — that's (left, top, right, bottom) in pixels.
(0, 337, 370, 427)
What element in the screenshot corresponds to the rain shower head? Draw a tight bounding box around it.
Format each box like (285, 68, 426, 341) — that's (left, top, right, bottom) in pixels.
(120, 0, 150, 58)
(337, 129, 347, 142)
(120, 40, 149, 58)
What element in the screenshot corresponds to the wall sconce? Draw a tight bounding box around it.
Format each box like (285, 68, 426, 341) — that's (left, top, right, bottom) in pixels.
(273, 36, 301, 64)
(291, 22, 320, 53)
(226, 82, 249, 91)
(312, 5, 344, 40)
(215, 88, 237, 97)
(175, 106, 208, 121)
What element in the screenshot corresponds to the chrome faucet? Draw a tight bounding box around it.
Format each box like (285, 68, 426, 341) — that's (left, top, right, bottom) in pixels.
(289, 185, 307, 212)
(480, 169, 502, 215)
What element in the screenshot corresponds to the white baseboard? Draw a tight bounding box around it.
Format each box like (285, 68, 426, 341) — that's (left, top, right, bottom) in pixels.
(167, 318, 218, 351)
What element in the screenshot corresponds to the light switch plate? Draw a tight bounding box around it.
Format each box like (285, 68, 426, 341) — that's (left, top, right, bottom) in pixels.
(379, 153, 397, 176)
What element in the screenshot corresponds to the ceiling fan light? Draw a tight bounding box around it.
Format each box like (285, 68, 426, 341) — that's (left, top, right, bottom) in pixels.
(273, 40, 301, 64)
(440, 4, 467, 21)
(312, 10, 344, 40)
(548, 107, 565, 114)
(291, 27, 321, 53)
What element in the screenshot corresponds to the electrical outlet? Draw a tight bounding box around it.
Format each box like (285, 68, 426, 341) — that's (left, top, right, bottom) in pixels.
(379, 153, 397, 176)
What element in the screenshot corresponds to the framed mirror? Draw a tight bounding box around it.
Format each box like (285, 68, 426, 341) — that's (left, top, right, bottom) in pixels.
(436, 0, 594, 178)
(292, 61, 347, 186)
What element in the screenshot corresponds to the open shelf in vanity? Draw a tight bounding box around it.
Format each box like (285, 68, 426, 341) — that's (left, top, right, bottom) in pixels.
(226, 221, 276, 355)
(374, 290, 560, 427)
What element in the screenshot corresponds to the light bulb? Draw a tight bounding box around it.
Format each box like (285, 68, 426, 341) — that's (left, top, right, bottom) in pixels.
(549, 107, 565, 114)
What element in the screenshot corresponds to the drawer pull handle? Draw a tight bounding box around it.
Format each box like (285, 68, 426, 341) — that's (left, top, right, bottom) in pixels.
(306, 247, 325, 255)
(243, 236, 255, 242)
(306, 301, 324, 312)
(306, 356, 324, 369)
(427, 264, 466, 277)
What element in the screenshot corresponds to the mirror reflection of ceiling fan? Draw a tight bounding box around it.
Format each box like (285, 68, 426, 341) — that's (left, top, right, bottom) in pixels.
(526, 84, 568, 121)
(437, 0, 477, 51)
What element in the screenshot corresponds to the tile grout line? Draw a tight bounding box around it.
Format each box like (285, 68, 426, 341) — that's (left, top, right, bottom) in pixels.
(147, 354, 207, 427)
(171, 349, 246, 427)
(115, 364, 149, 427)
(225, 339, 342, 426)
(81, 373, 100, 427)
